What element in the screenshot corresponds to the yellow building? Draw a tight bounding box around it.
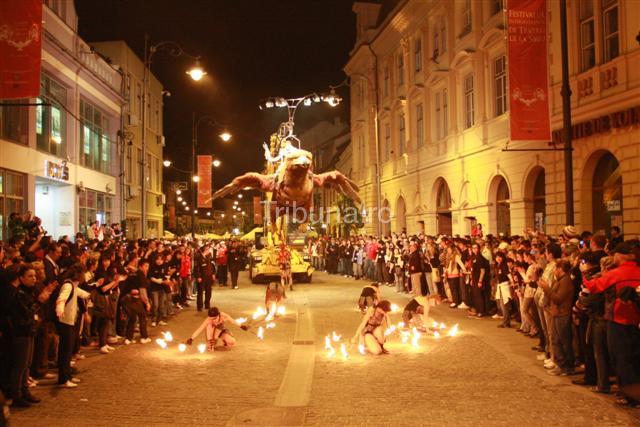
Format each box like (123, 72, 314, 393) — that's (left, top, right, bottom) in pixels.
(92, 41, 165, 239)
(346, 0, 640, 238)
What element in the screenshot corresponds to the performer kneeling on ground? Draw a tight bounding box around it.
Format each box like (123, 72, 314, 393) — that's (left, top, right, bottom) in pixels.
(353, 300, 392, 355)
(266, 281, 286, 313)
(186, 307, 243, 351)
(358, 282, 381, 314)
(402, 295, 440, 332)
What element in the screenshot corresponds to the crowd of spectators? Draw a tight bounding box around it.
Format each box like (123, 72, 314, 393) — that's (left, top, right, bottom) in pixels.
(307, 224, 640, 407)
(0, 212, 247, 413)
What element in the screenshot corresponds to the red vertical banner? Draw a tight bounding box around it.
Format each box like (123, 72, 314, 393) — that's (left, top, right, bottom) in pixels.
(253, 196, 263, 225)
(0, 0, 42, 99)
(507, 0, 551, 141)
(197, 155, 212, 208)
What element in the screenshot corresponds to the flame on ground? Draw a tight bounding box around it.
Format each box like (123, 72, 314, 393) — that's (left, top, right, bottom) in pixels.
(400, 330, 410, 344)
(252, 306, 267, 320)
(162, 332, 173, 342)
(340, 343, 349, 359)
(448, 324, 459, 337)
(439, 322, 446, 330)
(390, 303, 400, 312)
(257, 326, 264, 340)
(236, 317, 247, 325)
(358, 344, 366, 355)
(197, 343, 206, 354)
(411, 327, 421, 347)
(276, 305, 286, 315)
(433, 331, 441, 339)
(324, 336, 332, 350)
(266, 322, 276, 329)
(155, 338, 167, 349)
(397, 322, 405, 329)
(384, 326, 397, 336)
(327, 346, 336, 358)
(178, 343, 186, 352)
(331, 331, 341, 342)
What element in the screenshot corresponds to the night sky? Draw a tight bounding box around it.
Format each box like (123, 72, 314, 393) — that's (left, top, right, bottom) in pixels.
(75, 0, 356, 192)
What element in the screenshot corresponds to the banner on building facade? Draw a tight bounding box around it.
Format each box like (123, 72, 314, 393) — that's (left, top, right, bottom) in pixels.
(0, 0, 42, 99)
(507, 0, 551, 141)
(197, 155, 212, 208)
(253, 196, 263, 225)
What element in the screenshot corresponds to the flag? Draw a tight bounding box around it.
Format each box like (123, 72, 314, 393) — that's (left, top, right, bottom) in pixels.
(197, 155, 212, 208)
(0, 0, 42, 99)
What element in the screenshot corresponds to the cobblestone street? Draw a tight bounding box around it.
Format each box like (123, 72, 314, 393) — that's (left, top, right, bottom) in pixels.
(11, 272, 640, 426)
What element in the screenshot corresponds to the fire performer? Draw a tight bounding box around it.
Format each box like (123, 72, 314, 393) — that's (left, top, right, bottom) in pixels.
(358, 282, 381, 314)
(265, 281, 286, 313)
(353, 300, 392, 355)
(402, 295, 440, 332)
(185, 307, 244, 351)
(279, 243, 293, 291)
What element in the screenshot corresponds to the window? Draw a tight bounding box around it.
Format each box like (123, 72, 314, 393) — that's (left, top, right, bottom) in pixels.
(384, 123, 391, 161)
(464, 74, 475, 129)
(397, 53, 404, 86)
(494, 56, 508, 116)
(126, 145, 132, 184)
(461, 0, 472, 36)
(491, 0, 504, 15)
(433, 16, 446, 58)
(0, 100, 28, 145)
(37, 74, 67, 157)
(602, 0, 619, 63)
(416, 104, 424, 147)
(80, 100, 112, 174)
(155, 157, 161, 192)
(579, 0, 595, 71)
(359, 135, 366, 170)
(146, 153, 152, 191)
(398, 114, 406, 155)
(0, 169, 27, 241)
(383, 66, 390, 97)
(78, 190, 113, 236)
(414, 38, 422, 73)
(434, 89, 448, 140)
(137, 148, 143, 187)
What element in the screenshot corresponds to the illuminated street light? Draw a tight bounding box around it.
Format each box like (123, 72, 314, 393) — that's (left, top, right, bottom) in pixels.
(221, 214, 225, 218)
(207, 212, 211, 216)
(176, 190, 181, 195)
(194, 210, 198, 214)
(185, 206, 190, 211)
(192, 175, 200, 183)
(233, 215, 236, 218)
(186, 58, 207, 81)
(182, 201, 187, 206)
(212, 159, 221, 168)
(163, 160, 172, 167)
(237, 194, 243, 199)
(177, 196, 183, 202)
(219, 132, 232, 142)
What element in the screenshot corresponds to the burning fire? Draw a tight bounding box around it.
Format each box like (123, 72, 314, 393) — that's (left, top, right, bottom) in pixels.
(411, 327, 421, 347)
(433, 331, 441, 339)
(384, 325, 397, 336)
(358, 344, 366, 355)
(257, 326, 264, 340)
(448, 324, 459, 337)
(340, 343, 349, 359)
(236, 317, 247, 325)
(162, 331, 173, 342)
(400, 330, 410, 344)
(266, 322, 276, 329)
(155, 338, 167, 349)
(197, 343, 206, 354)
(397, 322, 405, 329)
(331, 331, 341, 342)
(325, 336, 332, 350)
(276, 305, 286, 315)
(439, 323, 446, 330)
(390, 303, 400, 312)
(252, 306, 267, 320)
(178, 343, 186, 352)
(265, 303, 277, 321)
(327, 346, 336, 358)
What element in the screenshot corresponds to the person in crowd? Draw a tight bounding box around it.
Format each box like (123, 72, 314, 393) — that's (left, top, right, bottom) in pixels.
(148, 254, 169, 325)
(178, 246, 192, 307)
(194, 244, 216, 310)
(445, 245, 467, 308)
(494, 252, 514, 328)
(121, 259, 152, 345)
(228, 240, 244, 290)
(278, 243, 293, 291)
(407, 241, 424, 297)
(216, 241, 228, 286)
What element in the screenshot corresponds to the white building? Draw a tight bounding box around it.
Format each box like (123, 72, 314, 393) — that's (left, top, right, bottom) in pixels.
(0, 1, 124, 240)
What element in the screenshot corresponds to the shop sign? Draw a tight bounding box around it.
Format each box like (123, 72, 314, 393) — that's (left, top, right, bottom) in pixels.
(59, 211, 71, 226)
(606, 200, 621, 212)
(45, 160, 69, 181)
(552, 105, 640, 144)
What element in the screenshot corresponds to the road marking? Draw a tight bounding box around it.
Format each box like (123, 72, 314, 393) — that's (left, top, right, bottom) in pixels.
(274, 295, 315, 407)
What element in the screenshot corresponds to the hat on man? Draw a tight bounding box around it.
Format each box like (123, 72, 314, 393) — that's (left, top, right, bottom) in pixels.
(563, 225, 579, 239)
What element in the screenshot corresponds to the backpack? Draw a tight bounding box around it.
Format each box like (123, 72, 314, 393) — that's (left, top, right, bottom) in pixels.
(46, 282, 74, 321)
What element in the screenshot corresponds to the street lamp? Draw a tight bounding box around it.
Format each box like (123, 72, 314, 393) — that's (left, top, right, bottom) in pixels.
(191, 113, 233, 238)
(212, 159, 221, 168)
(237, 194, 243, 199)
(141, 36, 205, 238)
(163, 160, 172, 167)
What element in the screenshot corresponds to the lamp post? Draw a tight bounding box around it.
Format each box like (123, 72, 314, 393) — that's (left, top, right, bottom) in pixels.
(191, 113, 230, 238)
(141, 35, 205, 238)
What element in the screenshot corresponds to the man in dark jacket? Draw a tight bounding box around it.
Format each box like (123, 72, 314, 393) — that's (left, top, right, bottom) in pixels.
(540, 260, 575, 376)
(227, 241, 243, 290)
(195, 245, 216, 309)
(408, 241, 424, 296)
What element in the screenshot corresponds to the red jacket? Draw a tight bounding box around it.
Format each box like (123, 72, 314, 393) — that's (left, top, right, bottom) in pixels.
(180, 256, 192, 278)
(583, 261, 640, 326)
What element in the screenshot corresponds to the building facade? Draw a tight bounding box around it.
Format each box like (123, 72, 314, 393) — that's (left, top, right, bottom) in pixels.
(92, 41, 165, 239)
(346, 0, 640, 238)
(0, 1, 124, 240)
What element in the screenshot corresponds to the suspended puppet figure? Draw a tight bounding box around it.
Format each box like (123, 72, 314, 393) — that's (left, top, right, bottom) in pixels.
(211, 141, 360, 225)
(358, 282, 381, 314)
(185, 307, 245, 351)
(353, 300, 392, 355)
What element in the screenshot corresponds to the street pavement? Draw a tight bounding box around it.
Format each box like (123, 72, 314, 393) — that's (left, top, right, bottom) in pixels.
(10, 271, 640, 426)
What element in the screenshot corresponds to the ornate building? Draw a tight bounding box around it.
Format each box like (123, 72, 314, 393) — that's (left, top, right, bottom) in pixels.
(346, 0, 640, 238)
